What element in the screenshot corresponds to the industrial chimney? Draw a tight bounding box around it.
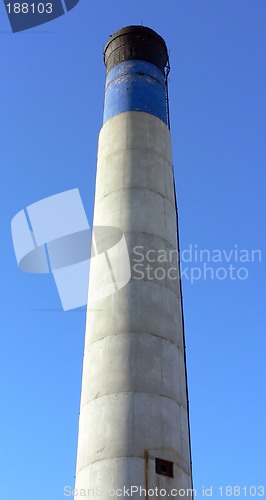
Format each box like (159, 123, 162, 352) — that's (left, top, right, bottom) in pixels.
(74, 26, 193, 499)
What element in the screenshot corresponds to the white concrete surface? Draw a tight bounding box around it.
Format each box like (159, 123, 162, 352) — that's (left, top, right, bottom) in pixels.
(74, 111, 192, 499)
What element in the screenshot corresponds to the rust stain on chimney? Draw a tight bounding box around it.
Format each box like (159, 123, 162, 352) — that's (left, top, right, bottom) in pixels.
(144, 449, 149, 500)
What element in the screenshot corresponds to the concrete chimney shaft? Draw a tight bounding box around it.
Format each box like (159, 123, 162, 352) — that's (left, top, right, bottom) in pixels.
(74, 26, 193, 499)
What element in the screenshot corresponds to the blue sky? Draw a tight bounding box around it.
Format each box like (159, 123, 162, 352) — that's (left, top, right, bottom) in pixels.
(1, 1, 266, 498)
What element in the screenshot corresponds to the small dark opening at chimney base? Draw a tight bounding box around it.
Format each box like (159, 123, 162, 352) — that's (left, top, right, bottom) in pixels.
(155, 457, 174, 478)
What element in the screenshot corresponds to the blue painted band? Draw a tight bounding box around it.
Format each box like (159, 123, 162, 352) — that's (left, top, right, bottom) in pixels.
(103, 60, 168, 125)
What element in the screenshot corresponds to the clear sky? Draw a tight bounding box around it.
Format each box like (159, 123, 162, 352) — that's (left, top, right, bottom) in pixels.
(1, 1, 266, 499)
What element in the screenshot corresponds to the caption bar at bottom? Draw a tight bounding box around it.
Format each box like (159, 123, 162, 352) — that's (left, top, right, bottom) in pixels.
(64, 485, 265, 497)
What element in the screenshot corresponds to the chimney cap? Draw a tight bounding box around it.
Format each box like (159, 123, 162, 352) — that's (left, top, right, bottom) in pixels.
(104, 25, 169, 75)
